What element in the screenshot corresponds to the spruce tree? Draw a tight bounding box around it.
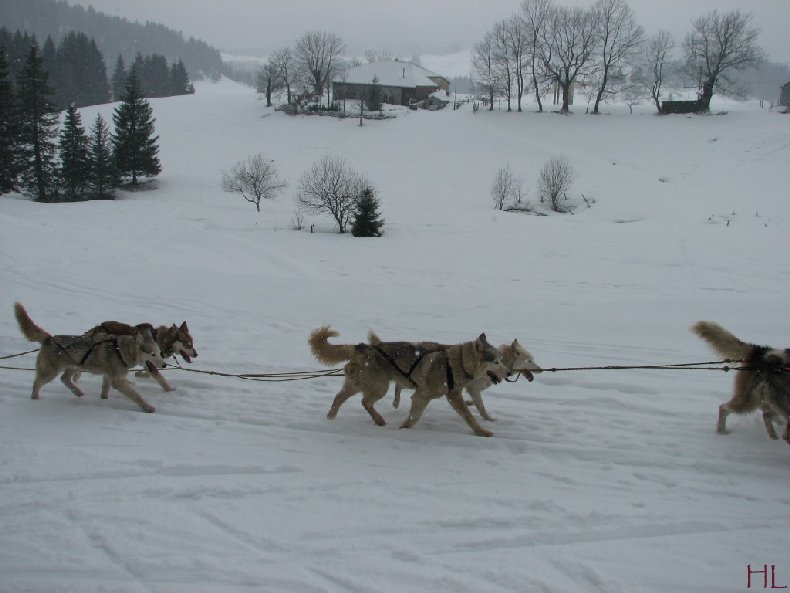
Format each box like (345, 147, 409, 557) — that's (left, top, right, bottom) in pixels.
(16, 44, 60, 202)
(58, 104, 90, 200)
(111, 54, 127, 101)
(169, 59, 191, 95)
(351, 187, 384, 237)
(87, 113, 116, 199)
(112, 70, 161, 185)
(0, 45, 18, 193)
(366, 75, 382, 112)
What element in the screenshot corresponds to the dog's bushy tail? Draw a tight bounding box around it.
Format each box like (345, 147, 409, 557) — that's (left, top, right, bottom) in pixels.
(309, 326, 356, 365)
(14, 302, 51, 343)
(692, 321, 751, 360)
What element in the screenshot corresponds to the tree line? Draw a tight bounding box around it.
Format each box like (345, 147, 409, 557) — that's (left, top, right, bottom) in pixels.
(0, 44, 161, 202)
(0, 0, 224, 81)
(472, 0, 766, 114)
(1, 28, 193, 109)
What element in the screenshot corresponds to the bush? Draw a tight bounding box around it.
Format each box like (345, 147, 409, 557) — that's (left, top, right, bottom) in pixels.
(538, 156, 575, 212)
(222, 153, 286, 212)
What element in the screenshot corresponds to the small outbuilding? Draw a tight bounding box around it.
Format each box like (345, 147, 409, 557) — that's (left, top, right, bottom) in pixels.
(780, 81, 790, 109)
(333, 60, 450, 107)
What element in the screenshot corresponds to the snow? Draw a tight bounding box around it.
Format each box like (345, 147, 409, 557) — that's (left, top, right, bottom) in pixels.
(1, 77, 789, 593)
(338, 60, 443, 87)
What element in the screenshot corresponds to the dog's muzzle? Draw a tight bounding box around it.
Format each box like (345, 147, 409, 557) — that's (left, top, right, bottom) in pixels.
(487, 370, 502, 384)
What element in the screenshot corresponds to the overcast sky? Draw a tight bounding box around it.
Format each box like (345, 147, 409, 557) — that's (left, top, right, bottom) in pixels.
(69, 0, 790, 64)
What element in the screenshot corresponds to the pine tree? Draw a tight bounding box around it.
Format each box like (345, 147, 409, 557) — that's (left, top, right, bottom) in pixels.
(111, 54, 127, 101)
(87, 113, 116, 199)
(16, 44, 60, 202)
(365, 75, 382, 112)
(58, 104, 90, 200)
(169, 59, 191, 95)
(0, 45, 18, 193)
(351, 187, 384, 237)
(112, 70, 161, 185)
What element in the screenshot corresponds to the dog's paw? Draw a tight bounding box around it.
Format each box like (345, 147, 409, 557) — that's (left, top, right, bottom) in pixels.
(474, 427, 494, 437)
(142, 404, 156, 413)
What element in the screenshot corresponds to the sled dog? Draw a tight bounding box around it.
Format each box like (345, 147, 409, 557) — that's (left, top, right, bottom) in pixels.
(82, 320, 198, 392)
(309, 326, 507, 436)
(693, 321, 790, 442)
(14, 302, 165, 413)
(390, 337, 542, 421)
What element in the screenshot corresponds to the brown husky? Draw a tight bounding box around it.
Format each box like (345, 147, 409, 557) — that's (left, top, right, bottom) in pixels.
(14, 302, 165, 412)
(693, 321, 790, 443)
(81, 320, 198, 392)
(390, 337, 542, 421)
(309, 326, 507, 436)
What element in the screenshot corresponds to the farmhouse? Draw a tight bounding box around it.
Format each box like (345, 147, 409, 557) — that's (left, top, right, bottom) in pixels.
(332, 60, 450, 107)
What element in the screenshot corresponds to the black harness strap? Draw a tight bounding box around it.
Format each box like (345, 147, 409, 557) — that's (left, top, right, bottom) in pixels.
(53, 337, 126, 367)
(445, 354, 455, 391)
(373, 346, 421, 387)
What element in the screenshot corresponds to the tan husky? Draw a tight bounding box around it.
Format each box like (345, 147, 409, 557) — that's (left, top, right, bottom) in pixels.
(309, 326, 507, 436)
(391, 338, 542, 421)
(693, 321, 790, 442)
(14, 302, 165, 413)
(82, 320, 198, 392)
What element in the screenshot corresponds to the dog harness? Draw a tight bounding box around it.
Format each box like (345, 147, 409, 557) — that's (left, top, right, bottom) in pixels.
(52, 336, 128, 367)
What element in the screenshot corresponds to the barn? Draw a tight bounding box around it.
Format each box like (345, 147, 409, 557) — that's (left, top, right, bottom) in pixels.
(332, 60, 450, 107)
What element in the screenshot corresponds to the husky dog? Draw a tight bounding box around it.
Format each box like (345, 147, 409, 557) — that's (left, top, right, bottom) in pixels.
(309, 326, 508, 436)
(82, 320, 198, 392)
(390, 338, 542, 421)
(14, 302, 165, 412)
(693, 321, 790, 442)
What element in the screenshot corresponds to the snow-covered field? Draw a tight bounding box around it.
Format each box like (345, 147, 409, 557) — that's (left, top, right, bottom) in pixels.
(1, 78, 789, 593)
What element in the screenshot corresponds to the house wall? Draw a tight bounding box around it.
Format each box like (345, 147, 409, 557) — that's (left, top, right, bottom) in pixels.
(780, 83, 790, 107)
(332, 82, 436, 106)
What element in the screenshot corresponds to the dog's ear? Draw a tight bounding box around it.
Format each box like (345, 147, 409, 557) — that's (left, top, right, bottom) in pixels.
(180, 321, 188, 331)
(511, 339, 519, 348)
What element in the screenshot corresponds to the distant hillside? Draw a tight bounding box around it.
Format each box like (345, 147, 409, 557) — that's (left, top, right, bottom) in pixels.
(0, 0, 224, 79)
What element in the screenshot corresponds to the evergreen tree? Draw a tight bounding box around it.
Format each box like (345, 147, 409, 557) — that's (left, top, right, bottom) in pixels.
(87, 112, 116, 199)
(112, 70, 161, 185)
(351, 187, 384, 237)
(169, 59, 191, 95)
(0, 45, 18, 193)
(52, 32, 110, 109)
(111, 54, 126, 100)
(365, 75, 382, 112)
(58, 104, 90, 200)
(16, 44, 60, 201)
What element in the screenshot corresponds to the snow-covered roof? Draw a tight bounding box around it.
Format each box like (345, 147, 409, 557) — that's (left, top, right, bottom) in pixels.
(335, 60, 446, 89)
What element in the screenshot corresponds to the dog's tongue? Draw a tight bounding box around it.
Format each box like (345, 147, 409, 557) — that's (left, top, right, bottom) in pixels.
(523, 370, 534, 382)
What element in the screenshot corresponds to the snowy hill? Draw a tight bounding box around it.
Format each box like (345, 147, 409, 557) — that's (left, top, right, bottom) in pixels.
(1, 78, 789, 593)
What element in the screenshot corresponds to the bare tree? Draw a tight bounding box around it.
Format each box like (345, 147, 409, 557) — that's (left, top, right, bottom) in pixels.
(270, 48, 297, 105)
(257, 60, 283, 107)
(521, 0, 555, 112)
(364, 49, 393, 63)
(538, 156, 575, 212)
(539, 5, 599, 113)
(492, 19, 515, 111)
(472, 31, 500, 111)
(295, 31, 346, 100)
(506, 14, 530, 112)
(683, 9, 765, 112)
(222, 154, 287, 212)
(491, 164, 516, 210)
(639, 30, 674, 113)
(590, 0, 644, 114)
(296, 154, 369, 233)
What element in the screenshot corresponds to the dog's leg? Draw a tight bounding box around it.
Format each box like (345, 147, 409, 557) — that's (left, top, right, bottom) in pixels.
(400, 392, 431, 429)
(467, 384, 495, 421)
(100, 375, 111, 399)
(361, 388, 389, 426)
(147, 362, 175, 392)
(327, 378, 359, 420)
(60, 368, 85, 398)
(393, 384, 402, 409)
(446, 389, 493, 437)
(111, 377, 155, 413)
(716, 403, 731, 434)
(783, 419, 790, 445)
(760, 402, 780, 440)
(31, 367, 59, 400)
